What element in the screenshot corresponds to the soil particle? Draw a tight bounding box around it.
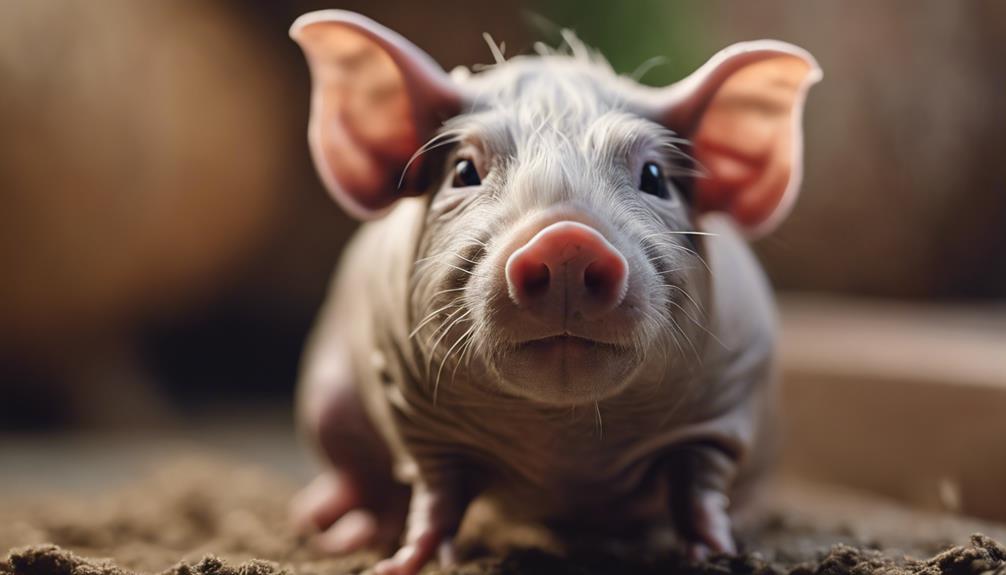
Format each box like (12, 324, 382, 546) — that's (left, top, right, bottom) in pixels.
(5, 537, 1006, 575)
(2, 459, 1005, 575)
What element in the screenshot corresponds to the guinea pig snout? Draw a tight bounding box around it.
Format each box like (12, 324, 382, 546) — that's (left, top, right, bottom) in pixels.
(505, 221, 628, 321)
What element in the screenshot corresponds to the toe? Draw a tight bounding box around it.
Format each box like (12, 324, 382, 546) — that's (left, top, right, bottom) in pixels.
(437, 536, 458, 568)
(289, 472, 358, 533)
(314, 509, 378, 554)
(373, 530, 442, 575)
(687, 542, 711, 562)
(694, 491, 736, 554)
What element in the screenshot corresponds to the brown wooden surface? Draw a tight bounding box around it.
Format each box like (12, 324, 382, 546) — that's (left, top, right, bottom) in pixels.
(778, 295, 1006, 521)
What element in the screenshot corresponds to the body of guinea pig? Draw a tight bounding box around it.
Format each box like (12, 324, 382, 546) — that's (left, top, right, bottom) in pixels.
(289, 11, 820, 575)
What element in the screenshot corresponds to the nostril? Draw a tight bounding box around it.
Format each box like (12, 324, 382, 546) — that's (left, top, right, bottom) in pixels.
(584, 254, 627, 304)
(521, 262, 550, 298)
(506, 220, 628, 311)
(507, 251, 551, 304)
(583, 261, 606, 292)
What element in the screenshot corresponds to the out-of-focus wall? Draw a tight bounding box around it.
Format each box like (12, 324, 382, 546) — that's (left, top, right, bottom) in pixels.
(0, 0, 532, 426)
(0, 0, 297, 425)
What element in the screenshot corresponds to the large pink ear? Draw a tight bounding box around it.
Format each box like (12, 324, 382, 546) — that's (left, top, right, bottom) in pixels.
(290, 11, 464, 219)
(649, 41, 821, 237)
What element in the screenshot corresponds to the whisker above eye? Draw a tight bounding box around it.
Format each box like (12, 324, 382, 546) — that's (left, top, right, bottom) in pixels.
(397, 131, 464, 190)
(659, 140, 701, 162)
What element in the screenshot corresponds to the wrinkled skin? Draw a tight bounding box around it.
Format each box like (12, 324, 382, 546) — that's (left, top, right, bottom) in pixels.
(288, 11, 817, 575)
(293, 204, 777, 572)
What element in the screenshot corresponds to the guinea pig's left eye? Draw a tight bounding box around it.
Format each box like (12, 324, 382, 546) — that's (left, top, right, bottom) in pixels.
(452, 159, 482, 188)
(639, 162, 669, 199)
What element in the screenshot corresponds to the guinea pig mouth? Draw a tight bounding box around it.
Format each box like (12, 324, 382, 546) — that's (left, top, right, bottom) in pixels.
(492, 332, 642, 402)
(513, 334, 629, 354)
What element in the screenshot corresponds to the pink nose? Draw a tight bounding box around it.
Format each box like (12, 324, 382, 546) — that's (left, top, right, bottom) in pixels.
(505, 221, 628, 320)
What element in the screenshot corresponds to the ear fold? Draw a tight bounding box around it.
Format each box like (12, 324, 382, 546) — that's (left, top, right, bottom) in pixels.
(290, 11, 463, 219)
(652, 41, 821, 237)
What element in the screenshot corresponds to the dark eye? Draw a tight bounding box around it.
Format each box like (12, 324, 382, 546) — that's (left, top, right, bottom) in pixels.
(639, 162, 669, 199)
(452, 159, 482, 188)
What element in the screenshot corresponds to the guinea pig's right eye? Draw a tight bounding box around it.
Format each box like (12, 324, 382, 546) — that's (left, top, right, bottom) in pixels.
(452, 159, 482, 188)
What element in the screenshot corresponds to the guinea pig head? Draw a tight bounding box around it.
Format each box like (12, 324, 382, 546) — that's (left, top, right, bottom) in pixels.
(292, 12, 820, 405)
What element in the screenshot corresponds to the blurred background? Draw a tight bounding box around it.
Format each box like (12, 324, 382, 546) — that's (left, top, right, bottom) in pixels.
(1, 0, 1004, 519)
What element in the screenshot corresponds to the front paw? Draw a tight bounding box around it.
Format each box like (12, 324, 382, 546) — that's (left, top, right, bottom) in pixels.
(373, 484, 471, 575)
(290, 470, 409, 554)
(666, 446, 739, 560)
(676, 489, 736, 560)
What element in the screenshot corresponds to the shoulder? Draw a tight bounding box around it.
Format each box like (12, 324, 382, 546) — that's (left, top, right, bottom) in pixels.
(701, 215, 778, 376)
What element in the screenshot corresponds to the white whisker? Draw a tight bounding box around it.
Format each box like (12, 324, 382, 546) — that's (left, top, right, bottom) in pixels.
(663, 283, 707, 318)
(442, 262, 474, 275)
(425, 309, 471, 378)
(451, 330, 478, 384)
(662, 242, 713, 276)
(409, 301, 459, 340)
(424, 306, 466, 349)
(431, 286, 467, 297)
(397, 132, 463, 189)
(435, 324, 476, 403)
(663, 296, 729, 352)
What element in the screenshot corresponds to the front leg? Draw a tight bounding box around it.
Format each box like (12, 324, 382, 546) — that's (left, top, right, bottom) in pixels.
(666, 444, 738, 560)
(374, 466, 482, 575)
(290, 334, 410, 555)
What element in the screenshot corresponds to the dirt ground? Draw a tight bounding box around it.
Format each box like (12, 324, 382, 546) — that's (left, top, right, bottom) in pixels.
(2, 458, 1006, 575)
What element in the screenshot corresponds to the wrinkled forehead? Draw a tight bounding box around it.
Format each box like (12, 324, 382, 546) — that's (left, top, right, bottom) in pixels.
(448, 57, 665, 161)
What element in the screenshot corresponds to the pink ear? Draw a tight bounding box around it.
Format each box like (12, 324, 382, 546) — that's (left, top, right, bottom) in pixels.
(290, 11, 463, 219)
(656, 42, 821, 237)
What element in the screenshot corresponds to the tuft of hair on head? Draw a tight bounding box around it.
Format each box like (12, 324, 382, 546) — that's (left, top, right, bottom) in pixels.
(482, 32, 507, 65)
(556, 29, 614, 71)
(521, 11, 613, 68)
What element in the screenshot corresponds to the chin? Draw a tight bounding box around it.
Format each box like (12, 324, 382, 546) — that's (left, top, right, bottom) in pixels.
(492, 335, 641, 405)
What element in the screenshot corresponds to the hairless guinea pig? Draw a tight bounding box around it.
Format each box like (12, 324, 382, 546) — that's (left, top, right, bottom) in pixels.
(287, 10, 820, 575)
